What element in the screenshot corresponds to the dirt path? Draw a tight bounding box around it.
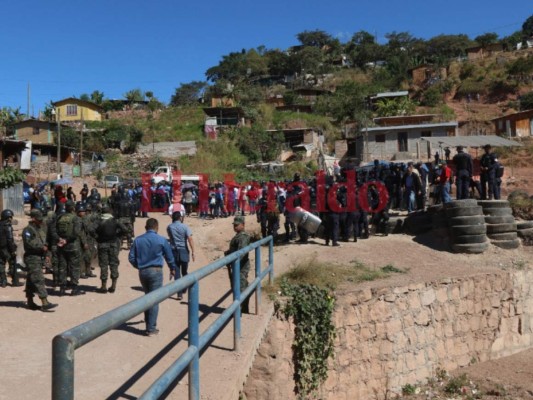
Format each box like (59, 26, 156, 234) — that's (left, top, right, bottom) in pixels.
(1, 204, 532, 399)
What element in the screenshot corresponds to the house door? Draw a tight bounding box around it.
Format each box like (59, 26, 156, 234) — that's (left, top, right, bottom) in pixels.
(397, 132, 408, 152)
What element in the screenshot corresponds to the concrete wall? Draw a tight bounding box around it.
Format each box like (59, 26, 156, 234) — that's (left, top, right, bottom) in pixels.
(244, 269, 533, 400)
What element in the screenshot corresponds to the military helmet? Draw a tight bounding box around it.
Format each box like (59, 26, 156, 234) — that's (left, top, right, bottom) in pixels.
(65, 200, 75, 210)
(1, 209, 14, 220)
(91, 188, 98, 195)
(101, 204, 112, 214)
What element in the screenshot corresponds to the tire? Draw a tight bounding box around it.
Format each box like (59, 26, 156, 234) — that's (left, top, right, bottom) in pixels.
(491, 239, 520, 250)
(427, 205, 444, 214)
(386, 218, 404, 234)
(482, 208, 513, 217)
(451, 225, 487, 236)
(484, 215, 515, 225)
(445, 206, 483, 218)
(452, 234, 488, 244)
(451, 242, 489, 254)
(477, 200, 510, 208)
(449, 215, 486, 226)
(517, 228, 533, 238)
(487, 232, 518, 241)
(486, 223, 517, 234)
(517, 221, 533, 230)
(445, 199, 479, 209)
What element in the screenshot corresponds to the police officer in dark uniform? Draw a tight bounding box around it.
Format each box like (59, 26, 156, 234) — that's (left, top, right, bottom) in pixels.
(452, 146, 473, 200)
(256, 191, 269, 238)
(480, 144, 497, 200)
(23, 209, 58, 311)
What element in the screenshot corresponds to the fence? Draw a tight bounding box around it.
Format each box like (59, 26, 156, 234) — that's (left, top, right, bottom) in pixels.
(52, 235, 274, 400)
(1, 183, 24, 215)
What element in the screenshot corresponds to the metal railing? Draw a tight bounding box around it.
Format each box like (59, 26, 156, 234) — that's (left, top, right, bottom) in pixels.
(52, 235, 274, 400)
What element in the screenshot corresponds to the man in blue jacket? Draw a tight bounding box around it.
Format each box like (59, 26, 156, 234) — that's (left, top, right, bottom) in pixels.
(129, 218, 176, 336)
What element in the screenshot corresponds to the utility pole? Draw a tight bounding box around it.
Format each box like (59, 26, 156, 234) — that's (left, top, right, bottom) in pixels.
(56, 108, 61, 177)
(80, 109, 84, 176)
(27, 83, 31, 118)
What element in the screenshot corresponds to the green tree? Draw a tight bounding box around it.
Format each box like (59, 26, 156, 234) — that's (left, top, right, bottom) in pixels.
(206, 49, 268, 83)
(519, 91, 533, 110)
(170, 81, 207, 106)
(90, 90, 105, 104)
(314, 81, 374, 123)
(237, 124, 283, 162)
(474, 32, 498, 48)
(375, 97, 417, 117)
(425, 34, 473, 60)
(522, 14, 533, 39)
(296, 30, 336, 48)
(500, 30, 523, 50)
(124, 88, 146, 102)
(345, 31, 383, 69)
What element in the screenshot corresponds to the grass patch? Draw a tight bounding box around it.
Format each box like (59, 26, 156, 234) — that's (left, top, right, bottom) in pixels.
(268, 259, 404, 293)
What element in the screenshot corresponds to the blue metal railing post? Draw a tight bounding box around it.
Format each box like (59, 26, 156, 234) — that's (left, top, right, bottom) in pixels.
(188, 281, 200, 400)
(232, 258, 241, 351)
(268, 239, 274, 284)
(52, 335, 75, 400)
(255, 246, 261, 315)
(52, 236, 274, 400)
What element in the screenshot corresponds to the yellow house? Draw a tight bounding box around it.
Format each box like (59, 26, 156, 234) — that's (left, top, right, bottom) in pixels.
(52, 97, 104, 122)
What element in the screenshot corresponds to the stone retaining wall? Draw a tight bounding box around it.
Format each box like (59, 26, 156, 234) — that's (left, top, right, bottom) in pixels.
(244, 269, 533, 400)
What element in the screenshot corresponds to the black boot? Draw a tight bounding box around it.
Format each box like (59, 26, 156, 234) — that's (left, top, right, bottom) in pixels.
(97, 280, 107, 293)
(41, 298, 58, 312)
(108, 279, 117, 293)
(27, 297, 40, 311)
(59, 286, 66, 296)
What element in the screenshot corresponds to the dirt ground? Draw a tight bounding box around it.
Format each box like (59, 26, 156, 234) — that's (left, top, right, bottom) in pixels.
(1, 177, 533, 399)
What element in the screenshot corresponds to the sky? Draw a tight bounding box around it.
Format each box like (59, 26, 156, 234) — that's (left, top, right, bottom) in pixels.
(0, 0, 531, 115)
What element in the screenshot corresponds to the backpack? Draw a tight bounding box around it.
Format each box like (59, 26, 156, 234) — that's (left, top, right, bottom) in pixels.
(496, 165, 504, 178)
(96, 218, 118, 242)
(56, 213, 75, 240)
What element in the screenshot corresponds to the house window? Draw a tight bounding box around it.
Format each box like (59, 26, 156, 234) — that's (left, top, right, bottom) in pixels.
(375, 134, 386, 143)
(421, 131, 432, 137)
(66, 105, 78, 116)
(397, 132, 408, 152)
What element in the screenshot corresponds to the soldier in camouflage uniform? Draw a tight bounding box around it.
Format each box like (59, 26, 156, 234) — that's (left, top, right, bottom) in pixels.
(95, 204, 127, 293)
(77, 203, 97, 279)
(0, 209, 23, 287)
(22, 209, 58, 311)
(56, 200, 85, 296)
(113, 187, 135, 249)
(224, 216, 251, 314)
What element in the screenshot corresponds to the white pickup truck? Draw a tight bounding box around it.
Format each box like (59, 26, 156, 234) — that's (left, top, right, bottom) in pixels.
(151, 166, 200, 185)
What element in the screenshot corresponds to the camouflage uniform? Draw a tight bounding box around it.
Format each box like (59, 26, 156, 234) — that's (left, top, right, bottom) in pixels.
(95, 211, 127, 292)
(22, 221, 48, 300)
(56, 211, 84, 292)
(44, 211, 59, 285)
(0, 217, 18, 287)
(80, 212, 97, 278)
(225, 228, 251, 313)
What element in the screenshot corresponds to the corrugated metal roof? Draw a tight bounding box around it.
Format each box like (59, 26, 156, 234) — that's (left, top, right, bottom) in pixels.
(363, 121, 458, 132)
(370, 91, 409, 99)
(420, 135, 522, 148)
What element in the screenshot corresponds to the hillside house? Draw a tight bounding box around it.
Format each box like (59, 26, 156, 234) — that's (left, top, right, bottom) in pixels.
(336, 115, 458, 164)
(369, 91, 409, 110)
(12, 118, 59, 144)
(492, 109, 533, 137)
(267, 127, 323, 162)
(52, 98, 104, 123)
(466, 43, 504, 60)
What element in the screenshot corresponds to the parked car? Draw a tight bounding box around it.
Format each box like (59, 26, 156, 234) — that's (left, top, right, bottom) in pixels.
(99, 175, 123, 188)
